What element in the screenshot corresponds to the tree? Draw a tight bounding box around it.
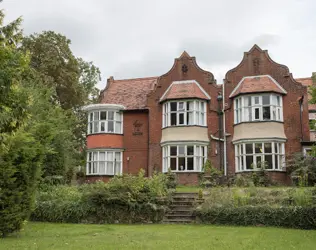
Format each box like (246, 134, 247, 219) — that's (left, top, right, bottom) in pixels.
(0, 12, 43, 237)
(0, 10, 23, 47)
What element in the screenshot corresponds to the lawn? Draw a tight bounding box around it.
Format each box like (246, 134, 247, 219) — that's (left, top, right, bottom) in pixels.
(1, 223, 316, 250)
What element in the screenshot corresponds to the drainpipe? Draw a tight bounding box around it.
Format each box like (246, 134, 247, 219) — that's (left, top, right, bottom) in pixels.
(299, 96, 304, 142)
(217, 92, 223, 173)
(222, 82, 227, 176)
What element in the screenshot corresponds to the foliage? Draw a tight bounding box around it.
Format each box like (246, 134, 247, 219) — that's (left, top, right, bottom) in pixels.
(165, 168, 177, 189)
(200, 160, 222, 187)
(196, 187, 316, 229)
(287, 153, 316, 186)
(31, 171, 170, 224)
(0, 10, 23, 47)
(196, 205, 316, 229)
(198, 189, 203, 199)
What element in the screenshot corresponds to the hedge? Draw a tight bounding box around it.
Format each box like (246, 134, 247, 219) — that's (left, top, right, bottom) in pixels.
(195, 205, 316, 229)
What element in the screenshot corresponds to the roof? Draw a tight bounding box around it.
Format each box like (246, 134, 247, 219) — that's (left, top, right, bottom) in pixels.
(296, 77, 316, 111)
(100, 77, 158, 110)
(159, 80, 211, 102)
(229, 75, 287, 98)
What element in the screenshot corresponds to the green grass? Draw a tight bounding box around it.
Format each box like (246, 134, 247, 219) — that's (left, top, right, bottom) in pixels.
(1, 223, 316, 250)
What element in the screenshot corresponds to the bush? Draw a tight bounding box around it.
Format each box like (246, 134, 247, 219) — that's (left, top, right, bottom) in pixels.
(195, 205, 316, 229)
(165, 168, 177, 189)
(0, 132, 43, 237)
(31, 171, 170, 224)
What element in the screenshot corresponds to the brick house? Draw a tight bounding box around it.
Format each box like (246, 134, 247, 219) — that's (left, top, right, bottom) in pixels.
(83, 45, 313, 185)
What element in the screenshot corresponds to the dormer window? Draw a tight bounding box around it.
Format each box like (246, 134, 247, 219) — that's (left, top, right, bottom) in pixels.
(82, 104, 125, 135)
(162, 100, 206, 127)
(234, 94, 283, 124)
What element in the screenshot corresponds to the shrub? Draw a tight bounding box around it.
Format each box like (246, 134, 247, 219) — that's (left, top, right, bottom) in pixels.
(195, 205, 316, 229)
(200, 160, 222, 187)
(31, 171, 170, 224)
(165, 168, 177, 189)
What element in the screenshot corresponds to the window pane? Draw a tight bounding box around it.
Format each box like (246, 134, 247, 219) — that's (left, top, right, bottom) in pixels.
(277, 96, 281, 106)
(107, 152, 113, 161)
(89, 123, 92, 134)
(255, 108, 260, 119)
(178, 146, 185, 155)
(187, 112, 193, 125)
(240, 144, 244, 154)
(100, 111, 107, 120)
(178, 102, 184, 110)
(170, 158, 176, 170)
(178, 157, 185, 171)
(235, 99, 239, 109)
(256, 156, 262, 168)
(246, 156, 253, 169)
(107, 162, 114, 175)
(187, 157, 194, 170)
(200, 113, 205, 125)
(99, 162, 106, 174)
(264, 143, 272, 153)
(272, 106, 276, 120)
(170, 146, 177, 156)
(245, 107, 252, 121)
(187, 146, 194, 155)
(108, 111, 114, 120)
(93, 152, 98, 161)
(93, 162, 98, 173)
(171, 113, 177, 125)
(246, 144, 253, 154)
(115, 122, 121, 133)
(115, 152, 121, 161)
(93, 122, 99, 133)
(88, 152, 92, 161)
(246, 96, 252, 106)
(265, 155, 273, 169)
(255, 143, 262, 153)
(89, 113, 93, 122)
(99, 152, 106, 161)
(262, 95, 270, 105)
(171, 102, 177, 111)
(115, 162, 121, 174)
(275, 155, 279, 169)
(116, 112, 122, 121)
(201, 102, 206, 112)
(179, 113, 184, 124)
(254, 96, 260, 104)
(100, 122, 105, 132)
(108, 121, 114, 132)
(263, 107, 271, 120)
(94, 112, 99, 120)
(88, 162, 92, 174)
(275, 143, 279, 153)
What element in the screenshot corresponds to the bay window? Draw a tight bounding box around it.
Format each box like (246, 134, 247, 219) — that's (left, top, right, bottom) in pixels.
(235, 141, 285, 171)
(234, 94, 283, 124)
(88, 110, 123, 134)
(87, 151, 122, 175)
(162, 100, 207, 127)
(162, 144, 207, 172)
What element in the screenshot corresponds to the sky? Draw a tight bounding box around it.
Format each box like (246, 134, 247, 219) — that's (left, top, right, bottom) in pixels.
(1, 0, 316, 89)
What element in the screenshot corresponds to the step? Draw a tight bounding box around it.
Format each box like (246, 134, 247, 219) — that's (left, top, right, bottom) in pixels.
(165, 214, 195, 220)
(167, 210, 193, 216)
(171, 200, 195, 206)
(173, 192, 198, 198)
(168, 208, 193, 213)
(172, 196, 196, 201)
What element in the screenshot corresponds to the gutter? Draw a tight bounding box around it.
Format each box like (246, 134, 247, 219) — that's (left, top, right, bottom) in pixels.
(223, 81, 227, 176)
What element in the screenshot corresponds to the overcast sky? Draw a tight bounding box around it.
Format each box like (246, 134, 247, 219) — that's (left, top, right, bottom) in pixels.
(2, 0, 316, 88)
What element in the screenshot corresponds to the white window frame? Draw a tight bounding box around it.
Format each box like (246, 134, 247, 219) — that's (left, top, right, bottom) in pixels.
(86, 150, 123, 175)
(88, 110, 123, 134)
(234, 94, 283, 124)
(162, 144, 207, 172)
(235, 141, 285, 172)
(162, 100, 207, 128)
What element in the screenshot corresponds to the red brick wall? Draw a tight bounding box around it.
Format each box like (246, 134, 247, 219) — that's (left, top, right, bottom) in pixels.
(147, 53, 222, 176)
(236, 171, 291, 185)
(224, 45, 310, 175)
(176, 173, 200, 185)
(87, 134, 123, 149)
(85, 176, 112, 183)
(122, 111, 149, 176)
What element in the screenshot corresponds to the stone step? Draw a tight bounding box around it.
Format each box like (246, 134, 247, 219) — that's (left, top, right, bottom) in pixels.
(165, 214, 195, 219)
(167, 210, 193, 215)
(172, 196, 196, 201)
(171, 200, 195, 206)
(173, 192, 198, 198)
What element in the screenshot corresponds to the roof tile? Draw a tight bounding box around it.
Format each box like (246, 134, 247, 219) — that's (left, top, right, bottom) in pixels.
(100, 77, 158, 110)
(230, 75, 286, 98)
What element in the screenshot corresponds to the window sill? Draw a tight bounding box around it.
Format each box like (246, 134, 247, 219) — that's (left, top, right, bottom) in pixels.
(236, 169, 286, 173)
(86, 174, 121, 177)
(233, 121, 284, 126)
(87, 132, 123, 136)
(162, 125, 207, 129)
(163, 171, 202, 173)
